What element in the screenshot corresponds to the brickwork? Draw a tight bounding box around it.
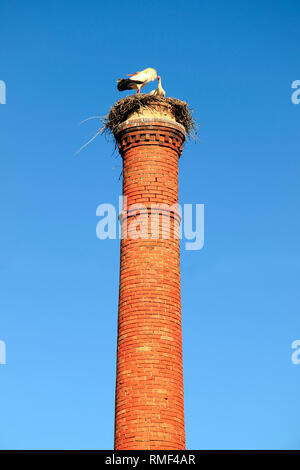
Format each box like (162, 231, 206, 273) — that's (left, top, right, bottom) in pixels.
(114, 112, 186, 450)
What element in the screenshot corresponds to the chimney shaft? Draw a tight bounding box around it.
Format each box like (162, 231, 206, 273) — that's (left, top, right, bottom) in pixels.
(113, 104, 186, 450)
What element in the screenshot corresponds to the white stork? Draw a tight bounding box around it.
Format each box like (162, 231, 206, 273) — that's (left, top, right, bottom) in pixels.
(149, 76, 165, 97)
(117, 67, 157, 94)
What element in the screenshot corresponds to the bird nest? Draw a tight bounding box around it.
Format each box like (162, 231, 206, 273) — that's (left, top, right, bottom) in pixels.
(102, 94, 197, 141)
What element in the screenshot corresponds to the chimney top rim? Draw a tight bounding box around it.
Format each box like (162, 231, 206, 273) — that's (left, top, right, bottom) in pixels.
(115, 117, 186, 135)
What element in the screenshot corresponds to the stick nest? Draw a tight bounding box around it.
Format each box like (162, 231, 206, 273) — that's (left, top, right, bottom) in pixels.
(101, 94, 197, 141)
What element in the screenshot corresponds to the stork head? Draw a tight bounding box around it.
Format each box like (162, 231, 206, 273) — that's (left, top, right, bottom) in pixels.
(157, 76, 161, 81)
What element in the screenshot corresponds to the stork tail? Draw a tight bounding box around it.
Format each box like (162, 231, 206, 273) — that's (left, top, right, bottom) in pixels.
(117, 78, 143, 91)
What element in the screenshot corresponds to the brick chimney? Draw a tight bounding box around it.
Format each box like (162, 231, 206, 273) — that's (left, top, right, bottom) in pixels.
(113, 101, 186, 450)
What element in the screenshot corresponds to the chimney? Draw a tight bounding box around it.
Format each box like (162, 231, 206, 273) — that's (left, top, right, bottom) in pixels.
(112, 98, 186, 450)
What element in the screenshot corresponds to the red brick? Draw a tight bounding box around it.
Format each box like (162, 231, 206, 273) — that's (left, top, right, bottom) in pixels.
(113, 110, 185, 450)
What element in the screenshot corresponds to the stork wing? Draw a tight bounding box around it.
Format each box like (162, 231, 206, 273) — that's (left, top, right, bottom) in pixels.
(117, 78, 144, 91)
(127, 70, 146, 81)
(126, 68, 157, 83)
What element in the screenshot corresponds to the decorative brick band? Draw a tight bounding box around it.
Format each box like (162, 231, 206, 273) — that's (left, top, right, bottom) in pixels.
(119, 206, 182, 225)
(115, 118, 186, 157)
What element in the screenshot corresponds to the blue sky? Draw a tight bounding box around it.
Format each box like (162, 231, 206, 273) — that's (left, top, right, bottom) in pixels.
(0, 0, 300, 450)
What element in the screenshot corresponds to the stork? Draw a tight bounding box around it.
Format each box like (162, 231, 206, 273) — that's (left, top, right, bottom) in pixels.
(117, 67, 157, 94)
(149, 76, 165, 97)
